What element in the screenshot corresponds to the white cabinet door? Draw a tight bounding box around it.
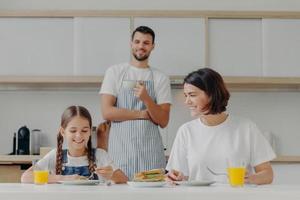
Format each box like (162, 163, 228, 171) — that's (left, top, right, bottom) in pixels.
(0, 18, 73, 75)
(134, 18, 206, 76)
(208, 19, 262, 76)
(74, 17, 131, 75)
(262, 19, 300, 77)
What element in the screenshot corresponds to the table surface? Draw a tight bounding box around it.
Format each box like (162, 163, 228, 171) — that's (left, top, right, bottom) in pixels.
(1, 183, 300, 200)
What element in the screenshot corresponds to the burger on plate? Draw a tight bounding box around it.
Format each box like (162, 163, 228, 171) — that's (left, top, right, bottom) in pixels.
(133, 168, 165, 182)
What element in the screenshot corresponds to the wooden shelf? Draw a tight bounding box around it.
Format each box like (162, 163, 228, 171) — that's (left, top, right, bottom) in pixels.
(0, 76, 103, 91)
(0, 155, 41, 164)
(224, 76, 300, 91)
(1, 10, 300, 19)
(0, 75, 102, 85)
(0, 76, 300, 91)
(172, 76, 300, 91)
(272, 156, 300, 163)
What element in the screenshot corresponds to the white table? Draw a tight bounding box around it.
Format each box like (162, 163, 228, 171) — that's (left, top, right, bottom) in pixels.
(0, 183, 300, 200)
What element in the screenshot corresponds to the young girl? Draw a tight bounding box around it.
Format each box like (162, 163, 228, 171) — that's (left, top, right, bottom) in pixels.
(21, 105, 128, 184)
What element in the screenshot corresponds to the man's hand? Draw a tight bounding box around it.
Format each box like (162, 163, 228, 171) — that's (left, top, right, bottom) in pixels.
(134, 81, 151, 102)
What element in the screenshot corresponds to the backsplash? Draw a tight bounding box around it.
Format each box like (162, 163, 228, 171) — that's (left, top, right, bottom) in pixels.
(0, 89, 300, 155)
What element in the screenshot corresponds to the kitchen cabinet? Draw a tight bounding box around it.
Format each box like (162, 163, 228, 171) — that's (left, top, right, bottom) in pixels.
(0, 18, 73, 76)
(0, 165, 22, 183)
(263, 19, 300, 76)
(0, 155, 41, 183)
(134, 17, 206, 76)
(74, 17, 130, 75)
(208, 19, 262, 76)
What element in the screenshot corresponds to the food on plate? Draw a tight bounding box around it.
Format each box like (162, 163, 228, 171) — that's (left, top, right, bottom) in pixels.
(133, 168, 165, 182)
(77, 176, 88, 180)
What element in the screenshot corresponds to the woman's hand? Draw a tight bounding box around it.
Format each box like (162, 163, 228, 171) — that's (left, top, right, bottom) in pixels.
(95, 166, 114, 180)
(244, 162, 273, 185)
(165, 169, 185, 182)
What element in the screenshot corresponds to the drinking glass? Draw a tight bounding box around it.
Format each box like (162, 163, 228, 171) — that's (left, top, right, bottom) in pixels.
(227, 159, 246, 187)
(32, 159, 49, 185)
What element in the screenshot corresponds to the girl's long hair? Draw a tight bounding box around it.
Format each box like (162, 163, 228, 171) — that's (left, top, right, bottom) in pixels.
(56, 105, 96, 175)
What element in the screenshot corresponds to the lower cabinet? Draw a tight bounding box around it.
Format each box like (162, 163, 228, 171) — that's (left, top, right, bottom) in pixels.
(0, 165, 24, 183)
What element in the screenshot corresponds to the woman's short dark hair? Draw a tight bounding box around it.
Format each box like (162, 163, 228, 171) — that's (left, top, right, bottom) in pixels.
(131, 26, 155, 44)
(184, 68, 230, 115)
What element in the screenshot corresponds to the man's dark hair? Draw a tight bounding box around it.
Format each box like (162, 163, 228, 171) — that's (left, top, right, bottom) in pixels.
(184, 68, 230, 115)
(131, 26, 155, 44)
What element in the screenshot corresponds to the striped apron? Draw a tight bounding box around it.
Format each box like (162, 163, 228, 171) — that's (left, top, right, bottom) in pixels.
(108, 67, 166, 180)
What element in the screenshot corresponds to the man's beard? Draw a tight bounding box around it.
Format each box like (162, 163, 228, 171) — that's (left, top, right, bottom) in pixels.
(133, 52, 150, 61)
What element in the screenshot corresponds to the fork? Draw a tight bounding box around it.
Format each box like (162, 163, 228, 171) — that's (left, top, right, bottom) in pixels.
(88, 172, 96, 180)
(88, 172, 111, 185)
(206, 166, 227, 176)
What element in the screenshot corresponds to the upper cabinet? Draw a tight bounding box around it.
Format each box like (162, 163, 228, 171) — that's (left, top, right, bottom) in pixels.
(208, 19, 262, 76)
(0, 11, 300, 90)
(74, 17, 131, 75)
(134, 18, 206, 75)
(262, 19, 300, 77)
(0, 18, 73, 75)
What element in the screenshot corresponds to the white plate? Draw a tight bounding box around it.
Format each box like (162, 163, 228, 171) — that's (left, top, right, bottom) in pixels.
(175, 180, 215, 186)
(127, 181, 166, 188)
(58, 180, 101, 185)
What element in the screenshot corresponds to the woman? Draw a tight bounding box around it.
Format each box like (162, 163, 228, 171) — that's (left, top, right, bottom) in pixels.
(166, 68, 275, 185)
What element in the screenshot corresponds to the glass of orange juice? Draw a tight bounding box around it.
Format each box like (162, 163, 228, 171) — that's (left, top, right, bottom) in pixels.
(32, 159, 49, 185)
(227, 159, 246, 187)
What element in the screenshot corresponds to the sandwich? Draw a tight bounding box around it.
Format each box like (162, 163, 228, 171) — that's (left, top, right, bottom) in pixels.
(133, 168, 165, 182)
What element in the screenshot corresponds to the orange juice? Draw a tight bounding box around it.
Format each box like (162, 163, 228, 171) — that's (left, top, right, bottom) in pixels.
(227, 167, 246, 187)
(34, 170, 49, 185)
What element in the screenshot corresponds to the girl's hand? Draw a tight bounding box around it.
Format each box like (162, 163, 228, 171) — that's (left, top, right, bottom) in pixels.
(95, 166, 114, 180)
(245, 169, 256, 184)
(60, 174, 82, 181)
(165, 169, 185, 182)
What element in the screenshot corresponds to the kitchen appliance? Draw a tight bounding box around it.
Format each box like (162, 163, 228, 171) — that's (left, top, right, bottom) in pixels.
(17, 126, 30, 155)
(30, 129, 41, 155)
(8, 132, 17, 155)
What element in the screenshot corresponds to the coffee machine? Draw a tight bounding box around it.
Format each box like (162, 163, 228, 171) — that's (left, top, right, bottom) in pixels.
(17, 126, 30, 155)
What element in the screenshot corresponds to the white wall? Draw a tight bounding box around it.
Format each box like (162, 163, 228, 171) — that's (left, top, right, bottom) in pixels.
(1, 0, 300, 11)
(2, 89, 300, 157)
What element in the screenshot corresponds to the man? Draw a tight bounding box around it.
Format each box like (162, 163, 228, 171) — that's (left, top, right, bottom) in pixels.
(100, 26, 172, 180)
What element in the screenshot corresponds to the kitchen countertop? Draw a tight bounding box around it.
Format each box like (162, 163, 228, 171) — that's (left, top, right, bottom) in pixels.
(0, 183, 300, 200)
(0, 155, 41, 164)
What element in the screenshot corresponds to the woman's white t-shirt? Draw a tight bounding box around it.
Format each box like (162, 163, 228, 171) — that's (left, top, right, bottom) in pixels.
(166, 115, 276, 182)
(36, 148, 118, 175)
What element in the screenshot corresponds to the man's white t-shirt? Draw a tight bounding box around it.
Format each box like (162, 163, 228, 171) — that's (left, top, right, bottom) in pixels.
(99, 63, 172, 105)
(166, 115, 276, 182)
(36, 148, 118, 175)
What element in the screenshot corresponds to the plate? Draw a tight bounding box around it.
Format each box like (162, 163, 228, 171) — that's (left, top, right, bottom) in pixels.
(58, 180, 101, 185)
(175, 180, 215, 186)
(127, 181, 166, 188)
